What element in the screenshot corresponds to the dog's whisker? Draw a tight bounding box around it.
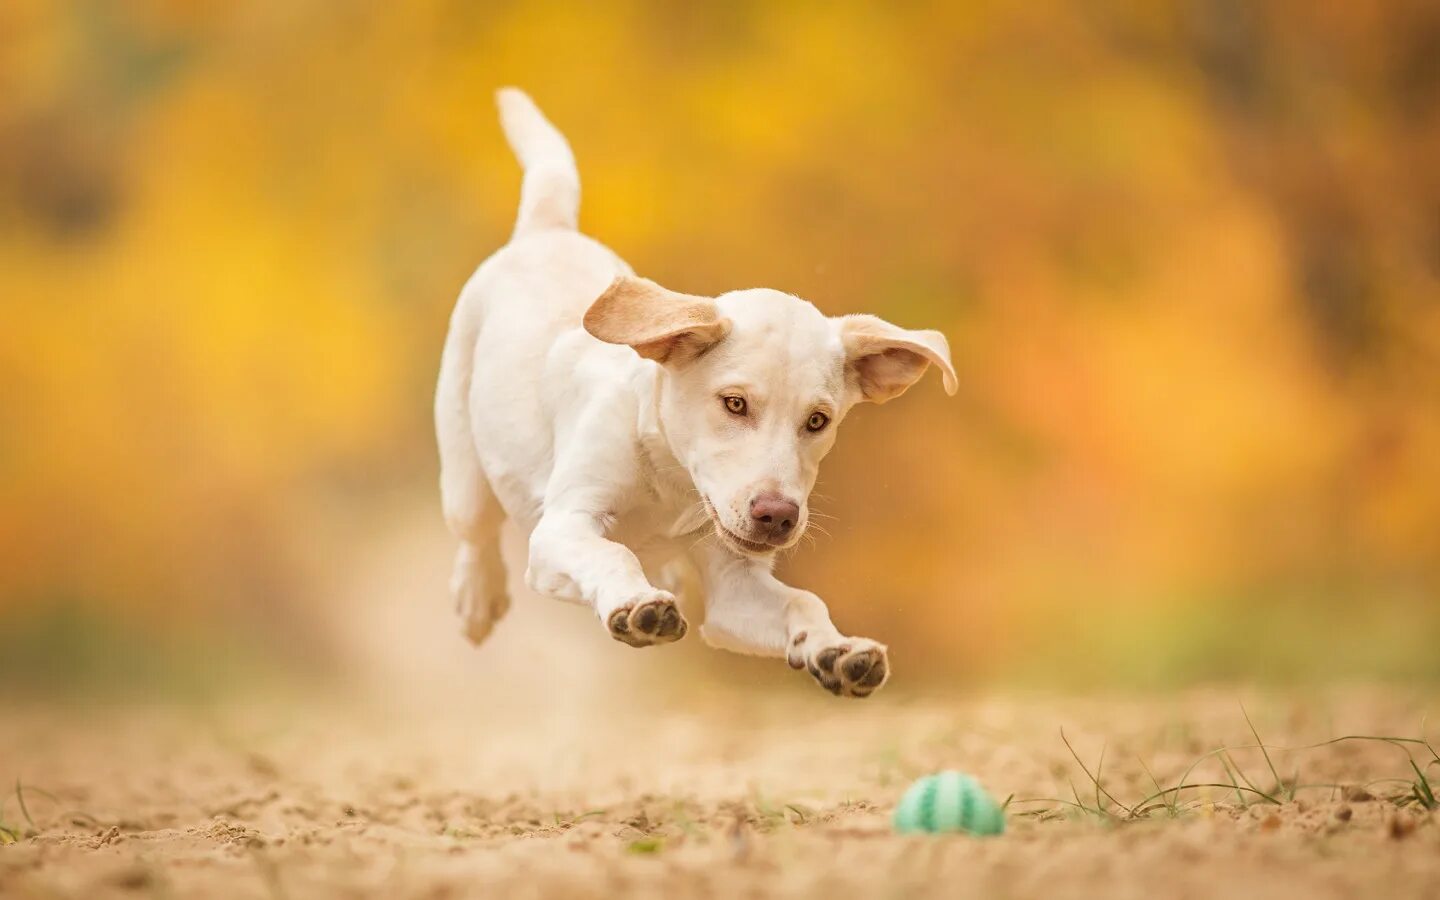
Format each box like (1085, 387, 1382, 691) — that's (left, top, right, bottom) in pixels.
(687, 529, 720, 554)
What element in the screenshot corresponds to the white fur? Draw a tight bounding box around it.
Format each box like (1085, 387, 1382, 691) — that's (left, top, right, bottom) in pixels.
(434, 88, 956, 696)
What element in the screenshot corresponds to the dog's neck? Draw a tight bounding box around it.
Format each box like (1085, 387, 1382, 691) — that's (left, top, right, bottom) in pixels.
(634, 365, 710, 538)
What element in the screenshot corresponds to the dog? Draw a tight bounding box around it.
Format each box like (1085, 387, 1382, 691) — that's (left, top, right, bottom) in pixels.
(434, 89, 956, 697)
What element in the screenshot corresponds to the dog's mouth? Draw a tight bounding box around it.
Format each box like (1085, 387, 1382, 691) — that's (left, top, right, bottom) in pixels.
(701, 497, 775, 556)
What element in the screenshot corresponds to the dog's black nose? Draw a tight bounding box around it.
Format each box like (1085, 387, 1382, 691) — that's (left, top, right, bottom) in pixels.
(750, 492, 800, 542)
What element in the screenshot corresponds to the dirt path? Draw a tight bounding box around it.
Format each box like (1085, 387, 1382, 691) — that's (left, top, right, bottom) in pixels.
(4, 513, 1439, 897)
(2, 685, 1438, 899)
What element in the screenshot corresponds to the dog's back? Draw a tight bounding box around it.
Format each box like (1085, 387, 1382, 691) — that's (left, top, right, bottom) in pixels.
(435, 90, 634, 537)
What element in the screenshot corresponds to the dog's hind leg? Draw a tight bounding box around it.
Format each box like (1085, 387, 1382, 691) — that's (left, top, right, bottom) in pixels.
(444, 475, 509, 646)
(436, 295, 510, 646)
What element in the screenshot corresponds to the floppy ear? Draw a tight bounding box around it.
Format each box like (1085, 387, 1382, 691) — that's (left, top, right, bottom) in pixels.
(840, 314, 958, 403)
(583, 276, 731, 364)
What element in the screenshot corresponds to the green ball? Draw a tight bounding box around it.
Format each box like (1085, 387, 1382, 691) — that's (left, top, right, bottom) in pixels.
(893, 771, 1006, 836)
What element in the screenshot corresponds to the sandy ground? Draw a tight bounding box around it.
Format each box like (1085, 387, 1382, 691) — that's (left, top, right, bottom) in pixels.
(2, 686, 1439, 899)
(3, 514, 1437, 898)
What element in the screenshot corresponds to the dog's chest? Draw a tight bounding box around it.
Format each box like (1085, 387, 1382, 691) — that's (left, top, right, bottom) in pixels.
(608, 475, 707, 559)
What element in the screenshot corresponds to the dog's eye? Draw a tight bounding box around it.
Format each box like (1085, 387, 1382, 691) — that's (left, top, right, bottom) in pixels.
(806, 411, 830, 432)
(723, 396, 747, 416)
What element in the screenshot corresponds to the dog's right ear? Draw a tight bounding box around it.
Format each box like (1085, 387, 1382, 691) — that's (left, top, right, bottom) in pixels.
(583, 276, 731, 364)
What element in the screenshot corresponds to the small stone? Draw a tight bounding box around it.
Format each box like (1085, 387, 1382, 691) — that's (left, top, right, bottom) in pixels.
(1259, 814, 1282, 832)
(1342, 786, 1374, 803)
(1388, 815, 1416, 840)
(1333, 805, 1353, 822)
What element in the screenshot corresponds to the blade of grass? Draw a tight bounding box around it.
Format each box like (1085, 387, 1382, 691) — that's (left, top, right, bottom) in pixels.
(1219, 750, 1280, 804)
(1094, 743, 1107, 814)
(1137, 756, 1178, 817)
(1066, 778, 1110, 821)
(14, 784, 62, 806)
(15, 780, 36, 829)
(1130, 782, 1288, 810)
(1060, 729, 1133, 817)
(1217, 755, 1248, 807)
(1285, 735, 1434, 752)
(4, 782, 88, 831)
(1240, 703, 1289, 800)
(1008, 796, 1091, 812)
(1409, 760, 1436, 810)
(1220, 750, 1261, 795)
(1168, 747, 1245, 808)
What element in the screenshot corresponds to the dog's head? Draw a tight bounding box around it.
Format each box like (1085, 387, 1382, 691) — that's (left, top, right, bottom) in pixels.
(584, 276, 956, 557)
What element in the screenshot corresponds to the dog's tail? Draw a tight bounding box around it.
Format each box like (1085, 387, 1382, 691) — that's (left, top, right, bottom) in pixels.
(496, 87, 579, 237)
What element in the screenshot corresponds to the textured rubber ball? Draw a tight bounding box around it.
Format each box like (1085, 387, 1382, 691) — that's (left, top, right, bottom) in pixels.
(893, 771, 1006, 836)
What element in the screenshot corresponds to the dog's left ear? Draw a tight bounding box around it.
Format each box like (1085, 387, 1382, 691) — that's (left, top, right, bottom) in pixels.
(584, 276, 731, 364)
(840, 314, 958, 403)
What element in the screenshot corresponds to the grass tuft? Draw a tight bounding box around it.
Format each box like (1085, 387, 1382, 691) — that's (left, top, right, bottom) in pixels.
(1011, 707, 1439, 824)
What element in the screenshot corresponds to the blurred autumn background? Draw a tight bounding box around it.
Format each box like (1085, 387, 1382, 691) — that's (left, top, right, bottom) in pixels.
(3, 0, 1439, 697)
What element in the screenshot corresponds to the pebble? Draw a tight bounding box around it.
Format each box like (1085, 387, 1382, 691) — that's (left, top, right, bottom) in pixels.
(1387, 815, 1416, 840)
(1342, 786, 1375, 803)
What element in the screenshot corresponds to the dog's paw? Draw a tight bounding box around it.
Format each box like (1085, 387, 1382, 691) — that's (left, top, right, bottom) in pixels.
(606, 592, 688, 648)
(452, 565, 510, 647)
(788, 633, 889, 697)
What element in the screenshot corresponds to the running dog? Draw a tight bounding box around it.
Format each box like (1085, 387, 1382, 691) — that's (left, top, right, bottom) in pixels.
(434, 89, 956, 696)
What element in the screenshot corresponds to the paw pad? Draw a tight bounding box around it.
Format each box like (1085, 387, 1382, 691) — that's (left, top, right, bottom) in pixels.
(607, 595, 687, 648)
(798, 639, 888, 698)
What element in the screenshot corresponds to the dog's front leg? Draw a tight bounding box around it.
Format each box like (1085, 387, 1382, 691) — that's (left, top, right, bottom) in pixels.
(696, 546, 889, 697)
(527, 508, 687, 647)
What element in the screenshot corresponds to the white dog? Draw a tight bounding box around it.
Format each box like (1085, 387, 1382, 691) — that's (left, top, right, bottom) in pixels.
(435, 89, 956, 697)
